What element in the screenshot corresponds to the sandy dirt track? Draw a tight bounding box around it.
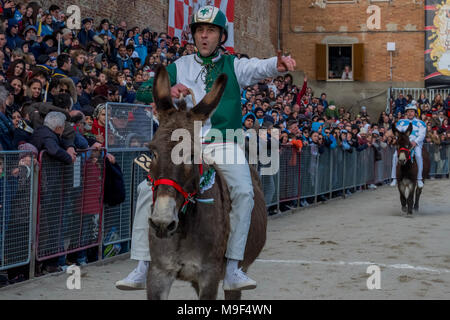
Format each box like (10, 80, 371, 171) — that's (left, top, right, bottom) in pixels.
(1, 178, 449, 300)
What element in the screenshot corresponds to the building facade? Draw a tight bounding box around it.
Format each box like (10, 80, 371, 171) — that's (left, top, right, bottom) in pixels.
(278, 0, 426, 116)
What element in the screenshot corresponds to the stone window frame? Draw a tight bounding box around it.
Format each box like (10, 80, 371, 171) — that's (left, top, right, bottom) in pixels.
(326, 44, 354, 81)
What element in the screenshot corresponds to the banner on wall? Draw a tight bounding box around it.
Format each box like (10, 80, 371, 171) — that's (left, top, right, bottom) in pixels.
(425, 0, 450, 88)
(168, 0, 235, 53)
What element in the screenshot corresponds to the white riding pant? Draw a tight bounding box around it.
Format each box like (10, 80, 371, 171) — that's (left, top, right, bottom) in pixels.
(131, 142, 254, 262)
(391, 144, 423, 181)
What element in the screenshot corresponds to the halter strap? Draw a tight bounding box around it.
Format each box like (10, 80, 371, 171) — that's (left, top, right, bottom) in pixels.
(147, 163, 204, 214)
(398, 147, 412, 161)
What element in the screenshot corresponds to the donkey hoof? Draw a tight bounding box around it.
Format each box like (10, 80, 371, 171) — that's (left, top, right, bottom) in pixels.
(401, 206, 407, 213)
(405, 214, 414, 218)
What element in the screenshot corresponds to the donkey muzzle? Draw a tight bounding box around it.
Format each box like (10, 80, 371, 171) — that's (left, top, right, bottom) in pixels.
(149, 196, 179, 238)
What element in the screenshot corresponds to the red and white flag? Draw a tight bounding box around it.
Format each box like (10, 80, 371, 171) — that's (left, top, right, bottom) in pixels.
(168, 0, 235, 53)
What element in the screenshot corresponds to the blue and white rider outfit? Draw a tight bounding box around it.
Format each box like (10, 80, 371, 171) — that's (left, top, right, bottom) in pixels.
(391, 108, 426, 186)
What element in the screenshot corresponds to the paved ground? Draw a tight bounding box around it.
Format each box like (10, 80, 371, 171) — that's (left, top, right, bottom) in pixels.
(1, 179, 449, 300)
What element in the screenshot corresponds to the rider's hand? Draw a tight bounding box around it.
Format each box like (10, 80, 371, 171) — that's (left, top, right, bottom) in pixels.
(277, 50, 296, 72)
(171, 83, 190, 99)
(411, 141, 417, 148)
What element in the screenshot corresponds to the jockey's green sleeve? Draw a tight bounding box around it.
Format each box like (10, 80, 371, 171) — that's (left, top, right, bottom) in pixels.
(136, 63, 178, 103)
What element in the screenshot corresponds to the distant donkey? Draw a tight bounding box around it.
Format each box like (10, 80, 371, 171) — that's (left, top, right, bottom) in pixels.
(392, 122, 430, 216)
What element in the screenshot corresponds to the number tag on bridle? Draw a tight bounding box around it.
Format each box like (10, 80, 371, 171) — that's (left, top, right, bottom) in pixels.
(134, 154, 152, 172)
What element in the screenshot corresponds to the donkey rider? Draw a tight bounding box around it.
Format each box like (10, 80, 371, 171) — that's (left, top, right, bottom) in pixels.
(390, 102, 427, 188)
(115, 5, 296, 291)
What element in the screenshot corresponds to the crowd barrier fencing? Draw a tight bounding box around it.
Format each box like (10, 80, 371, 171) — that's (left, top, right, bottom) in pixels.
(1, 101, 449, 285)
(101, 103, 154, 249)
(0, 151, 34, 272)
(36, 149, 106, 263)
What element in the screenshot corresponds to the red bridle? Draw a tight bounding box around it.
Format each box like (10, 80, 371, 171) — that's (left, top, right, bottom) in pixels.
(398, 147, 412, 161)
(147, 164, 203, 213)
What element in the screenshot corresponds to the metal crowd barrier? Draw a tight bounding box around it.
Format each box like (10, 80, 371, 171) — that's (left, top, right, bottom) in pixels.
(273, 144, 398, 206)
(36, 149, 105, 262)
(1, 101, 449, 285)
(0, 151, 34, 272)
(102, 103, 154, 249)
(424, 143, 450, 177)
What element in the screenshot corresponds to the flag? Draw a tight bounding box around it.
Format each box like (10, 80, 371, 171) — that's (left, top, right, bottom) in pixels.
(168, 0, 235, 53)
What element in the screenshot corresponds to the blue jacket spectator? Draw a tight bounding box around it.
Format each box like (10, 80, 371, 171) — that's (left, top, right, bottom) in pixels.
(77, 18, 95, 47)
(394, 94, 408, 115)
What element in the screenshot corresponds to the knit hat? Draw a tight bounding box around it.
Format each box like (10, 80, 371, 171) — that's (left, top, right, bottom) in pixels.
(18, 143, 39, 159)
(23, 25, 37, 36)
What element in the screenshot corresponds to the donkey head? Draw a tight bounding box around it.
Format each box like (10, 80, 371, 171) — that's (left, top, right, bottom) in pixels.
(147, 65, 227, 238)
(392, 122, 413, 166)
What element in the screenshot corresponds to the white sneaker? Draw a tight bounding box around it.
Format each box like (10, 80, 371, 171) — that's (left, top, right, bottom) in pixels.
(368, 184, 377, 189)
(417, 180, 424, 188)
(223, 268, 257, 291)
(390, 179, 397, 187)
(115, 265, 147, 290)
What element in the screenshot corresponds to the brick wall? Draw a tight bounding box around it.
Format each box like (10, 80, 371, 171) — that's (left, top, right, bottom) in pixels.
(33, 0, 276, 58)
(280, 0, 425, 82)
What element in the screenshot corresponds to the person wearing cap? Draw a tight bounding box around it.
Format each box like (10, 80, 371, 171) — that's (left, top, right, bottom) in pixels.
(117, 5, 296, 292)
(390, 103, 426, 188)
(77, 18, 95, 47)
(23, 25, 37, 42)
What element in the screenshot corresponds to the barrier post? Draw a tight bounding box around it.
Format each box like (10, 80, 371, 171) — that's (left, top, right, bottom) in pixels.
(328, 150, 333, 200)
(314, 153, 319, 204)
(29, 159, 38, 280)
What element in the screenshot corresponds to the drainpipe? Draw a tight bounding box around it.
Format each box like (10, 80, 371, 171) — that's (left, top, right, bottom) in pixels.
(277, 0, 282, 51)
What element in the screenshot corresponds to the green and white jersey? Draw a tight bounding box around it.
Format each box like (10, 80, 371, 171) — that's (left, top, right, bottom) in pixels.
(137, 54, 281, 141)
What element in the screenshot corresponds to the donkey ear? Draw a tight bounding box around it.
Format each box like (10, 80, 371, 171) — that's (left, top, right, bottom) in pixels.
(152, 65, 176, 113)
(391, 123, 398, 137)
(190, 74, 228, 122)
(405, 122, 413, 136)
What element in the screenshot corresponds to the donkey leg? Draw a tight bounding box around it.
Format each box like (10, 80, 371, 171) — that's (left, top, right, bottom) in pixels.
(191, 281, 200, 297)
(224, 290, 242, 300)
(399, 188, 407, 213)
(414, 186, 422, 212)
(197, 273, 221, 300)
(146, 265, 176, 300)
(407, 188, 415, 216)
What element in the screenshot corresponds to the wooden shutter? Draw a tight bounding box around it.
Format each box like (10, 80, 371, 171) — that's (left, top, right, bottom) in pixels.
(353, 43, 364, 81)
(316, 44, 327, 81)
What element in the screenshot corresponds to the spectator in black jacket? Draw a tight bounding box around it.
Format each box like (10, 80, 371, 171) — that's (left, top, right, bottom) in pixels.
(30, 111, 76, 164)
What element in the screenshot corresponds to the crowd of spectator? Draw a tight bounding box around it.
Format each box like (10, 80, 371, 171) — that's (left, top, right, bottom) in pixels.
(0, 0, 449, 287)
(240, 76, 450, 208)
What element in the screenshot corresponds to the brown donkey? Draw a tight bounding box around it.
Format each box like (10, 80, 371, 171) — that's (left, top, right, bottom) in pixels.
(145, 66, 267, 300)
(392, 122, 430, 216)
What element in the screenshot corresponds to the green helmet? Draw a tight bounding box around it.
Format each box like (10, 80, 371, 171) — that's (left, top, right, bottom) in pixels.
(190, 5, 228, 44)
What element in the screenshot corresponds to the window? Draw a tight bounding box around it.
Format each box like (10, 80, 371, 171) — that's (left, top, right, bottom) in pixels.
(315, 43, 364, 81)
(328, 45, 352, 80)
